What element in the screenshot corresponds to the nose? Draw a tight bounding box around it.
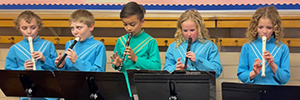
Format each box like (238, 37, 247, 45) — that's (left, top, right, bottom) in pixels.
(72, 28, 78, 34)
(262, 28, 267, 33)
(126, 26, 132, 32)
(187, 32, 192, 37)
(27, 28, 31, 34)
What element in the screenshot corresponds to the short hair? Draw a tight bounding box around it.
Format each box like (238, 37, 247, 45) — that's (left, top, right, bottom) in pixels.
(14, 10, 43, 30)
(120, 1, 146, 20)
(69, 9, 95, 27)
(246, 6, 283, 45)
(174, 9, 210, 47)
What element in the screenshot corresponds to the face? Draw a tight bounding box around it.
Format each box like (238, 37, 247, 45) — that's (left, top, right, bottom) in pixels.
(121, 14, 144, 35)
(181, 19, 198, 42)
(70, 21, 94, 41)
(257, 17, 274, 40)
(19, 19, 39, 39)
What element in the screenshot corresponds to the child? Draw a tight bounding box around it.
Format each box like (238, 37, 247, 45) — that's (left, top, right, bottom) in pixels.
(237, 6, 290, 85)
(110, 1, 161, 97)
(163, 9, 223, 78)
(5, 11, 59, 100)
(55, 9, 106, 72)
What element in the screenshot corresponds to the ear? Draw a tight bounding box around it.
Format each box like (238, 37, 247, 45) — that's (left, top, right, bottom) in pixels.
(89, 24, 95, 31)
(141, 18, 145, 25)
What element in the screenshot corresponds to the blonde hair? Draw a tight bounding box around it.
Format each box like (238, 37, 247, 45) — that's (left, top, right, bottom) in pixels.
(69, 9, 95, 27)
(14, 10, 43, 30)
(245, 6, 283, 45)
(174, 9, 210, 47)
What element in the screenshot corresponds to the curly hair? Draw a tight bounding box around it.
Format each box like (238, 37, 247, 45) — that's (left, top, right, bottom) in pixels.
(14, 10, 43, 30)
(245, 6, 283, 45)
(174, 9, 210, 47)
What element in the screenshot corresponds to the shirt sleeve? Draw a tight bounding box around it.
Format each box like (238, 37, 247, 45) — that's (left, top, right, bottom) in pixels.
(191, 43, 223, 78)
(5, 46, 24, 70)
(163, 44, 176, 73)
(237, 44, 254, 83)
(41, 42, 58, 70)
(135, 39, 161, 70)
(273, 44, 290, 84)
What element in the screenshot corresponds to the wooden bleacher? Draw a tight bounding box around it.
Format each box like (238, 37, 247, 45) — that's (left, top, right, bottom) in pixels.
(0, 10, 300, 47)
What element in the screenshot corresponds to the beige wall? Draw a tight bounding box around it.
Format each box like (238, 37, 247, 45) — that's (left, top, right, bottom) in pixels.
(1, 49, 300, 100)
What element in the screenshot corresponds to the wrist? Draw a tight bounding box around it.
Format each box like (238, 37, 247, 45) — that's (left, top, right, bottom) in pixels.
(134, 57, 138, 62)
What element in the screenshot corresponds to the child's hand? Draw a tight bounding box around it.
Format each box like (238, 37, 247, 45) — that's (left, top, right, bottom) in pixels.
(55, 52, 65, 68)
(186, 51, 196, 62)
(253, 59, 262, 75)
(176, 58, 185, 70)
(65, 48, 77, 64)
(110, 51, 122, 67)
(31, 51, 45, 62)
(24, 60, 33, 70)
(125, 47, 137, 62)
(263, 51, 274, 64)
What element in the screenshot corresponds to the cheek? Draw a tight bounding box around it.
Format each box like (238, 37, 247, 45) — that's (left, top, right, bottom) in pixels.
(182, 32, 188, 37)
(192, 31, 198, 37)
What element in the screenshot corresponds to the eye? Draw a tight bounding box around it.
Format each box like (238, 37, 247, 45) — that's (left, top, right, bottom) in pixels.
(30, 26, 36, 29)
(267, 27, 273, 29)
(130, 23, 136, 27)
(258, 26, 263, 29)
(76, 26, 82, 30)
(21, 26, 27, 30)
(123, 23, 127, 26)
(183, 30, 188, 32)
(190, 29, 195, 32)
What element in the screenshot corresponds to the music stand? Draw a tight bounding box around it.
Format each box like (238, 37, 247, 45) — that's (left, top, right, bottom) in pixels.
(127, 70, 216, 100)
(0, 70, 63, 98)
(54, 71, 131, 100)
(222, 82, 300, 100)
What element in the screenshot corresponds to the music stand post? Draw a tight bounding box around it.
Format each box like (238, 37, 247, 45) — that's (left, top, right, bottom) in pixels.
(54, 71, 131, 100)
(0, 70, 63, 99)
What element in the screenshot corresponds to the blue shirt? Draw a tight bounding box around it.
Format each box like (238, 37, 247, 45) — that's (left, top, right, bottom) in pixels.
(164, 39, 223, 78)
(5, 36, 57, 71)
(61, 36, 106, 72)
(237, 36, 290, 85)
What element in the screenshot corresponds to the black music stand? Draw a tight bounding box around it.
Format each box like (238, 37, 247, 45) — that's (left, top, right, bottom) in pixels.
(54, 71, 131, 100)
(0, 70, 63, 98)
(127, 70, 216, 100)
(222, 82, 300, 100)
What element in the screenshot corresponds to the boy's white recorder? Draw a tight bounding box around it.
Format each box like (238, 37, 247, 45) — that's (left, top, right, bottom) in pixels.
(28, 37, 36, 70)
(261, 36, 267, 77)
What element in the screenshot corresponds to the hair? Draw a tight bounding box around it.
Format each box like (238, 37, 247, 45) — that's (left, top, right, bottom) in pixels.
(174, 9, 210, 47)
(245, 6, 283, 45)
(120, 1, 146, 21)
(14, 10, 43, 30)
(69, 9, 95, 27)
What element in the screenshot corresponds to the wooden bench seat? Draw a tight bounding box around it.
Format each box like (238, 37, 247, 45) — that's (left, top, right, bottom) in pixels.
(0, 36, 216, 46)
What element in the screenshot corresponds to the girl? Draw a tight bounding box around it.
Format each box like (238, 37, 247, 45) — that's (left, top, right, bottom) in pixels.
(237, 6, 290, 85)
(163, 9, 223, 78)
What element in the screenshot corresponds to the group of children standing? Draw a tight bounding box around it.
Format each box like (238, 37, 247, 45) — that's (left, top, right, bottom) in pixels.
(4, 1, 290, 100)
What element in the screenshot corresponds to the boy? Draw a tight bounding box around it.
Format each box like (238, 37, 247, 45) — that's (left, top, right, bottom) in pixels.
(5, 10, 59, 100)
(110, 1, 161, 97)
(55, 9, 106, 72)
